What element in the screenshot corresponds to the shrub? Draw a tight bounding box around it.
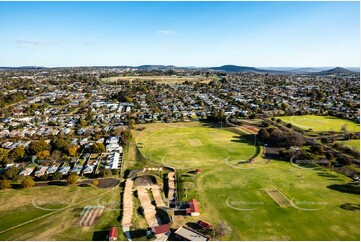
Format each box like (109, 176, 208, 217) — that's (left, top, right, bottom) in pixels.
(21, 177, 35, 188)
(0, 179, 11, 190)
(67, 174, 78, 185)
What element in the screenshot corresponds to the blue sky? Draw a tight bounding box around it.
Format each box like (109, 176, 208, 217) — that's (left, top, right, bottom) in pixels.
(0, 1, 359, 67)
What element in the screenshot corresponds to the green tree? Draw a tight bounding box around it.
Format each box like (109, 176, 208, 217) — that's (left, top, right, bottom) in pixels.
(128, 119, 136, 129)
(36, 150, 51, 160)
(0, 148, 10, 165)
(9, 146, 25, 161)
(78, 119, 87, 128)
(91, 143, 105, 153)
(28, 141, 50, 155)
(99, 169, 112, 178)
(249, 113, 258, 119)
(125, 96, 133, 102)
(67, 174, 78, 185)
(21, 177, 35, 188)
(67, 145, 78, 157)
(52, 172, 63, 180)
(3, 166, 19, 180)
(0, 179, 11, 190)
(52, 138, 70, 152)
(325, 152, 335, 161)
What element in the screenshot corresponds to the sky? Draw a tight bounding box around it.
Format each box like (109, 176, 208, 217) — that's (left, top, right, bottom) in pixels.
(0, 1, 359, 67)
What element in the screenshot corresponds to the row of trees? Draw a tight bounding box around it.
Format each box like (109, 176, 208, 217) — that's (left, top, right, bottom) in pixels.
(257, 127, 305, 147)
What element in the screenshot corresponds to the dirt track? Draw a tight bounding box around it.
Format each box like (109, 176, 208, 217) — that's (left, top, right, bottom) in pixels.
(121, 179, 133, 226)
(168, 172, 175, 203)
(136, 186, 160, 227)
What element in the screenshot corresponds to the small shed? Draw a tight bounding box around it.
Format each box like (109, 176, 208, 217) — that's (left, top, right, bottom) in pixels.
(186, 199, 200, 216)
(108, 227, 118, 241)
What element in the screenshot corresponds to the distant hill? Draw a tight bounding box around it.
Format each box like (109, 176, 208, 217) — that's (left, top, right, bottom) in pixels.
(0, 66, 46, 70)
(289, 67, 331, 73)
(314, 67, 356, 75)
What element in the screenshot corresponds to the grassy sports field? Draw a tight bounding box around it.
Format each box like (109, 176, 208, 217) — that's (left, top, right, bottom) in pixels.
(276, 115, 359, 132)
(134, 122, 360, 240)
(134, 122, 258, 169)
(0, 185, 125, 241)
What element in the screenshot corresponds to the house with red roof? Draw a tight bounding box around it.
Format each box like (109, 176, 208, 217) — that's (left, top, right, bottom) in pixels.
(186, 199, 200, 216)
(152, 224, 171, 235)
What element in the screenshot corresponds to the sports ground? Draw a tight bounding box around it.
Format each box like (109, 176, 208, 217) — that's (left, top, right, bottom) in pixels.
(276, 115, 360, 132)
(134, 122, 360, 240)
(0, 185, 124, 241)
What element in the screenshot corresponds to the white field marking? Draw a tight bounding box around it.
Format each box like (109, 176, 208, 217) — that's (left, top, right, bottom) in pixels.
(32, 197, 69, 211)
(290, 198, 323, 211)
(290, 156, 318, 170)
(188, 139, 203, 146)
(224, 134, 258, 169)
(225, 197, 259, 211)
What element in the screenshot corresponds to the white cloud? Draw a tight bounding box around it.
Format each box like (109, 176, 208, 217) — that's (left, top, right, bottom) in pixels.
(158, 30, 175, 35)
(15, 39, 56, 46)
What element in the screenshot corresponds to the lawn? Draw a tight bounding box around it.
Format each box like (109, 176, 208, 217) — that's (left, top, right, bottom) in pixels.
(276, 115, 359, 132)
(0, 185, 124, 241)
(134, 122, 360, 240)
(339, 139, 360, 152)
(134, 122, 258, 169)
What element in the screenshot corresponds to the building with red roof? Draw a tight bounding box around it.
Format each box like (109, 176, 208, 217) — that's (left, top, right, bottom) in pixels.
(108, 227, 118, 241)
(152, 224, 171, 235)
(186, 199, 200, 216)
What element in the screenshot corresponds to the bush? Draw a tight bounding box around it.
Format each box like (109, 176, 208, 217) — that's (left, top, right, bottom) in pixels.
(91, 180, 99, 186)
(0, 179, 11, 190)
(111, 169, 118, 175)
(52, 172, 63, 181)
(21, 177, 35, 188)
(321, 138, 329, 144)
(12, 174, 25, 183)
(39, 174, 49, 181)
(67, 174, 78, 185)
(99, 169, 112, 178)
(3, 166, 20, 180)
(214, 221, 233, 237)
